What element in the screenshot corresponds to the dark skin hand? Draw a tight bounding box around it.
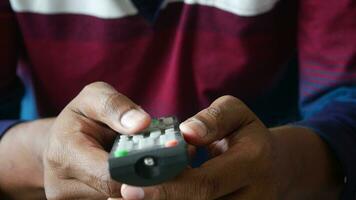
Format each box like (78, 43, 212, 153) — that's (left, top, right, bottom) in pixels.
(0, 83, 343, 200)
(0, 82, 152, 199)
(120, 96, 344, 200)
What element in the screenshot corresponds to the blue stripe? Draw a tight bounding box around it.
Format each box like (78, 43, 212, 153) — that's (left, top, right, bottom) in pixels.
(300, 86, 356, 119)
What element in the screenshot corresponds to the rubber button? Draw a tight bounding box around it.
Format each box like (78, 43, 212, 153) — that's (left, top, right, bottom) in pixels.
(165, 140, 178, 147)
(114, 149, 128, 157)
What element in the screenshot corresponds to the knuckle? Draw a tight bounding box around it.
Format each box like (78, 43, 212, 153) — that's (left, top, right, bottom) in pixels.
(203, 106, 221, 136)
(206, 106, 222, 121)
(219, 95, 239, 103)
(221, 95, 255, 124)
(44, 146, 68, 173)
(194, 106, 221, 138)
(82, 82, 96, 93)
(101, 92, 121, 113)
(100, 92, 134, 116)
(222, 95, 246, 110)
(81, 82, 111, 96)
(87, 81, 110, 90)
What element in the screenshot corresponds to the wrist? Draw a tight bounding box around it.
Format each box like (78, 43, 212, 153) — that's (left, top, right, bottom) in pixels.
(0, 118, 54, 199)
(270, 125, 343, 200)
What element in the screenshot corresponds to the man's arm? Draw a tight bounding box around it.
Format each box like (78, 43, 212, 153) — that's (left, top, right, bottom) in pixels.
(296, 0, 356, 198)
(0, 1, 39, 198)
(0, 119, 52, 199)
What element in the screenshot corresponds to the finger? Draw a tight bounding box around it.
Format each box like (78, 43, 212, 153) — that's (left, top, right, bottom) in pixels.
(123, 137, 268, 200)
(45, 129, 122, 197)
(63, 113, 118, 150)
(66, 82, 151, 135)
(121, 169, 210, 200)
(179, 95, 261, 145)
(121, 184, 145, 200)
(207, 138, 229, 158)
(121, 154, 250, 200)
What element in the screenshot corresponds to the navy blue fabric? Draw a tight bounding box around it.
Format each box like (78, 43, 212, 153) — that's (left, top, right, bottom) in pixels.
(131, 0, 164, 23)
(0, 79, 24, 138)
(0, 120, 22, 139)
(296, 101, 356, 200)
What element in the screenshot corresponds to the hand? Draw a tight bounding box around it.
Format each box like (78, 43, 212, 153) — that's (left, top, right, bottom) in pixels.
(43, 82, 152, 199)
(121, 96, 343, 200)
(0, 82, 151, 199)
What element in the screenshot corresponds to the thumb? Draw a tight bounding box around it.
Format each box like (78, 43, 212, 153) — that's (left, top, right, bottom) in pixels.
(180, 95, 262, 146)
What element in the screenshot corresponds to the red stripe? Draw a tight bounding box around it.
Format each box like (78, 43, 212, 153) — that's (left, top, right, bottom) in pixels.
(301, 68, 356, 80)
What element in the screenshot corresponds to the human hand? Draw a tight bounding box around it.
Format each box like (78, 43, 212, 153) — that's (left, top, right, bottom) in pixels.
(42, 82, 151, 199)
(120, 96, 343, 200)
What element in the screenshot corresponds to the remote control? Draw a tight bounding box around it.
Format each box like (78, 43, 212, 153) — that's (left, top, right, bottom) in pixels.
(109, 116, 189, 186)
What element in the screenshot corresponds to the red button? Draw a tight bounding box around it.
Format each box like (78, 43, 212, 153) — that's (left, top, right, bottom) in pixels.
(165, 139, 178, 147)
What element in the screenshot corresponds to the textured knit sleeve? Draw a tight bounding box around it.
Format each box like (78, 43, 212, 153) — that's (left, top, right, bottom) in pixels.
(296, 0, 356, 199)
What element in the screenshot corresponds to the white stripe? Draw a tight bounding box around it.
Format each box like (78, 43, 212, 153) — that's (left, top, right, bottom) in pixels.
(10, 0, 279, 19)
(183, 0, 280, 16)
(10, 0, 138, 19)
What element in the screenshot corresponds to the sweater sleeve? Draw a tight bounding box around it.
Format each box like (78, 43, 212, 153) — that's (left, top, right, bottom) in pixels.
(0, 0, 24, 138)
(296, 0, 356, 199)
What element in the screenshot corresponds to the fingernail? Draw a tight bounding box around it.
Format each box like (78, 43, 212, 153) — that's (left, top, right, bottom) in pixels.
(180, 118, 207, 138)
(121, 109, 148, 129)
(121, 184, 145, 200)
(108, 198, 120, 200)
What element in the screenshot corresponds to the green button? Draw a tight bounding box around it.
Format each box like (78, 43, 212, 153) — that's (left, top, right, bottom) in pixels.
(114, 150, 128, 157)
(152, 119, 159, 126)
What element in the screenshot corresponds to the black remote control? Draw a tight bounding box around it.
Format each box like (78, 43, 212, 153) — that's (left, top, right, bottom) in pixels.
(109, 116, 189, 186)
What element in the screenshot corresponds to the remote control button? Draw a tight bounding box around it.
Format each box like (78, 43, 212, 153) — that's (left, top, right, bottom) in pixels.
(125, 141, 134, 151)
(165, 139, 178, 147)
(146, 137, 154, 148)
(150, 130, 161, 139)
(117, 142, 126, 150)
(150, 119, 160, 128)
(159, 135, 166, 145)
(117, 140, 133, 151)
(138, 138, 155, 149)
(152, 119, 160, 125)
(133, 135, 143, 143)
(165, 128, 175, 133)
(143, 157, 156, 166)
(138, 138, 147, 149)
(165, 131, 176, 141)
(163, 117, 174, 125)
(114, 149, 128, 157)
(120, 135, 129, 140)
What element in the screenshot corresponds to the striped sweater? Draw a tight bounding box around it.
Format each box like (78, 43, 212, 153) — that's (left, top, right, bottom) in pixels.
(0, 0, 355, 198)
